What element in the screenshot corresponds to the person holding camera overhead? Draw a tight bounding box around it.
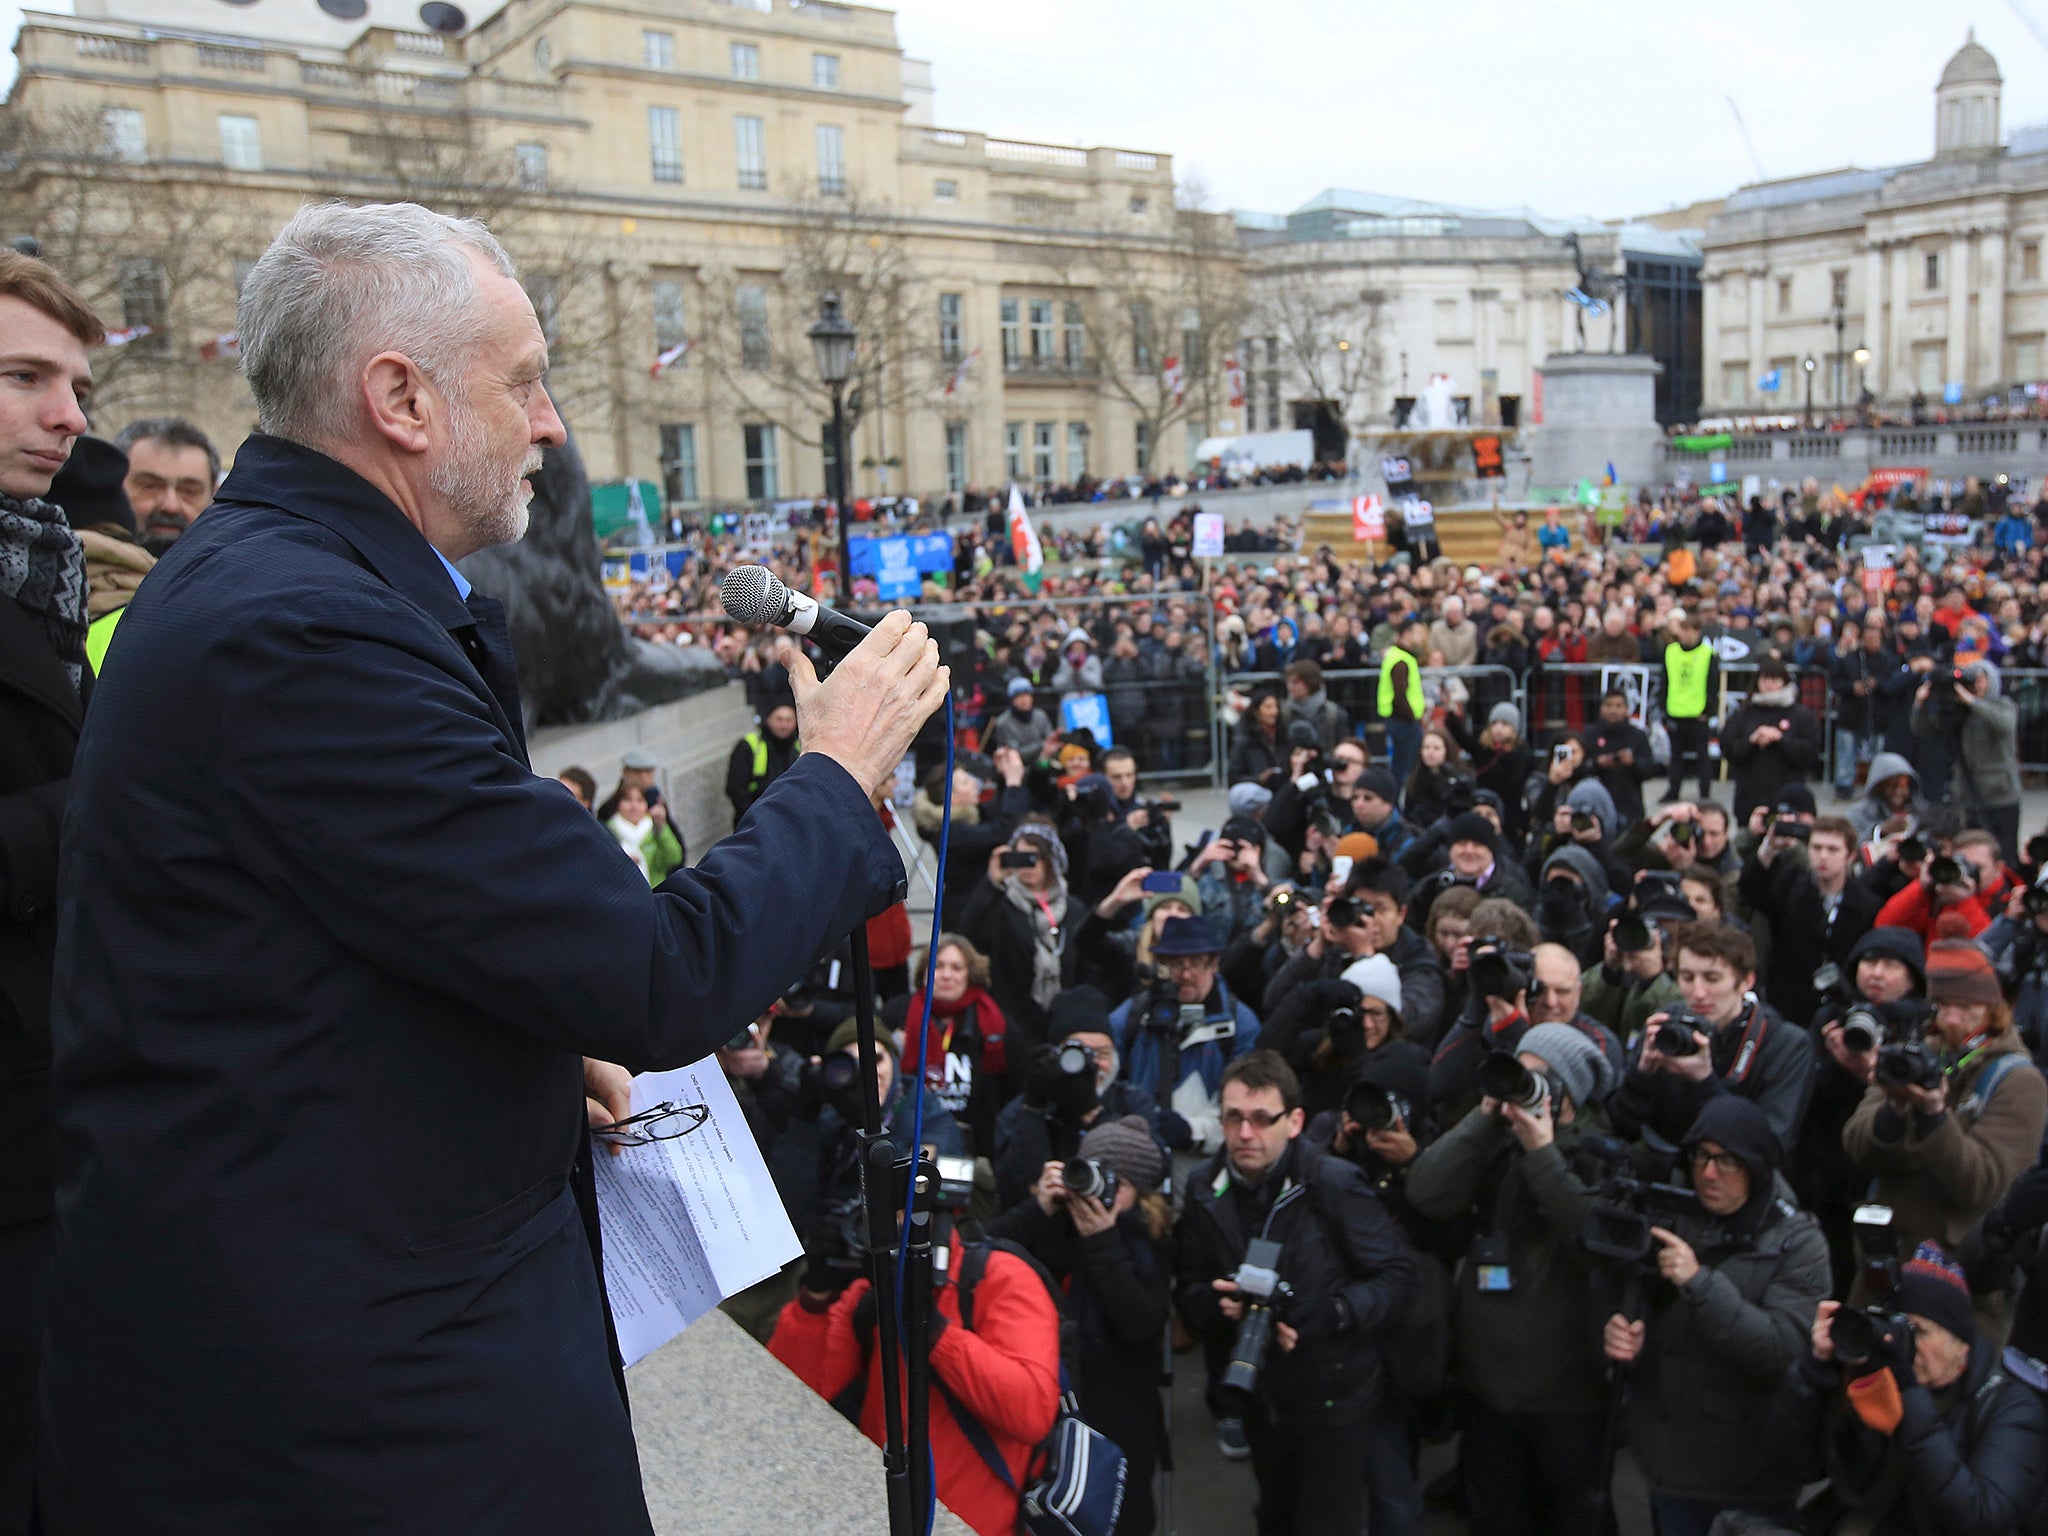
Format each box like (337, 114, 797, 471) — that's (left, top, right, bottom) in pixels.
(1600, 1096, 1833, 1536)
(1608, 923, 1816, 1156)
(1175, 1053, 1418, 1536)
(1108, 915, 1261, 1156)
(1406, 1023, 1617, 1536)
(1980, 870, 2048, 1053)
(1874, 827, 2017, 945)
(1914, 660, 2023, 868)
(1762, 1242, 2048, 1536)
(1721, 656, 1822, 825)
(985, 1117, 1173, 1536)
(957, 820, 1086, 1064)
(1842, 926, 2048, 1338)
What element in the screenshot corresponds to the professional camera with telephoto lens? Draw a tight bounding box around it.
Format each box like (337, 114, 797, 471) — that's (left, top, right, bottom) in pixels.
(1026, 1039, 1100, 1120)
(1812, 961, 1851, 1007)
(1875, 1033, 1944, 1092)
(1829, 1204, 1914, 1367)
(1140, 964, 1210, 1037)
(1479, 1049, 1550, 1114)
(800, 1050, 867, 1126)
(1653, 1010, 1716, 1058)
(1840, 1004, 1884, 1056)
(1218, 1237, 1292, 1405)
(1766, 815, 1811, 842)
(1570, 811, 1599, 837)
(2023, 876, 2048, 918)
(1444, 777, 1478, 816)
(1929, 853, 1968, 889)
(1668, 818, 1695, 847)
(1344, 1080, 1410, 1134)
(1138, 796, 1182, 816)
(1061, 1156, 1119, 1205)
(1469, 935, 1536, 1004)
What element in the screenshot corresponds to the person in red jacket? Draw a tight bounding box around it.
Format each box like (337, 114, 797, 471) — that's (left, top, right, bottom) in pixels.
(770, 1236, 1061, 1536)
(1875, 827, 2016, 943)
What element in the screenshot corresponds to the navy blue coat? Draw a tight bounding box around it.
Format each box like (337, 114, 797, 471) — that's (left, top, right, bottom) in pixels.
(38, 437, 906, 1534)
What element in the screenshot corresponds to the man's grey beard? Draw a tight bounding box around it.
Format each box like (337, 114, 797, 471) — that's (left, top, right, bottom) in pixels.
(429, 387, 541, 550)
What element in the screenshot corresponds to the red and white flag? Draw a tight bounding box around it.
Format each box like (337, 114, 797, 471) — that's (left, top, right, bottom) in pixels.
(1223, 355, 1246, 410)
(943, 346, 980, 396)
(1161, 353, 1184, 405)
(104, 325, 153, 348)
(199, 331, 240, 361)
(650, 338, 691, 376)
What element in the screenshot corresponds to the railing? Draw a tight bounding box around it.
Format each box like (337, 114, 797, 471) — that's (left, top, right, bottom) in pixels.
(924, 129, 969, 149)
(1879, 430, 1938, 454)
(1002, 355, 1100, 378)
(1114, 150, 1159, 171)
(390, 33, 448, 56)
(76, 34, 150, 63)
(1958, 428, 2020, 454)
(195, 43, 266, 72)
(1787, 437, 1840, 459)
(1224, 666, 1525, 779)
(985, 138, 1088, 167)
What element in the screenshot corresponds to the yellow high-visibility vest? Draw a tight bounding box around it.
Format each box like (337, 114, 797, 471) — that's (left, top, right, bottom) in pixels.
(1664, 640, 1713, 720)
(85, 605, 125, 674)
(1377, 644, 1425, 720)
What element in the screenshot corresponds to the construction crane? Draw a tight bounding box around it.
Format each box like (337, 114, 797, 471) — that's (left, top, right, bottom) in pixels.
(1726, 97, 1768, 183)
(2006, 0, 2048, 56)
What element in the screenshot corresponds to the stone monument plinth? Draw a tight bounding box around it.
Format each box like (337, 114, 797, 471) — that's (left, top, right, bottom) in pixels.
(1527, 352, 1663, 492)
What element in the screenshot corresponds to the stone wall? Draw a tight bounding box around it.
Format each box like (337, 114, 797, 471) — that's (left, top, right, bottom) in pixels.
(1527, 352, 1666, 489)
(529, 682, 755, 861)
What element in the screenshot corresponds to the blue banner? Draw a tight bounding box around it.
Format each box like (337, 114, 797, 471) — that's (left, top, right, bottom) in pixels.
(1061, 693, 1114, 747)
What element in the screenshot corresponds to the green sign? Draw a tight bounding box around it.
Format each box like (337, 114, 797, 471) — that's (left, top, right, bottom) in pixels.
(1672, 432, 1734, 452)
(590, 479, 664, 541)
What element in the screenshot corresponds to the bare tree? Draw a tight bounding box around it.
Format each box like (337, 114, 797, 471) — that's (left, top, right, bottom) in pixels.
(1257, 273, 1392, 432)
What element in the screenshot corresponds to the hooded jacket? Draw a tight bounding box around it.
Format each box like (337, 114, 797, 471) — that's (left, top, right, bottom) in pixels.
(1537, 844, 1612, 969)
(1850, 751, 1927, 842)
(1624, 1100, 1833, 1505)
(1914, 667, 2022, 811)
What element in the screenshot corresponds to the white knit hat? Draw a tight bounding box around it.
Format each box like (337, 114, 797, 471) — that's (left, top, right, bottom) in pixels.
(1340, 954, 1403, 1019)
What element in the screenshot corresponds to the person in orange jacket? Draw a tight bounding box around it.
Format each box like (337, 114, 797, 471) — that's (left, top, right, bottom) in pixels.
(770, 1234, 1061, 1536)
(1874, 827, 2017, 943)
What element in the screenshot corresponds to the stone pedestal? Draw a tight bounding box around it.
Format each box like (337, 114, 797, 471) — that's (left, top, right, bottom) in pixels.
(1528, 352, 1664, 492)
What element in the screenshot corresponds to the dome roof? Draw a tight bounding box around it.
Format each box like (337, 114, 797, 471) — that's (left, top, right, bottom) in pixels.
(1940, 29, 2002, 89)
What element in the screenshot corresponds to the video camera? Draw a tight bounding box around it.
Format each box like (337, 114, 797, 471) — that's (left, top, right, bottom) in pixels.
(1141, 964, 1211, 1037)
(1469, 935, 1536, 1004)
(819, 1151, 978, 1276)
(1930, 669, 1975, 732)
(1578, 1139, 1705, 1273)
(1218, 1237, 1293, 1406)
(1830, 1205, 1913, 1368)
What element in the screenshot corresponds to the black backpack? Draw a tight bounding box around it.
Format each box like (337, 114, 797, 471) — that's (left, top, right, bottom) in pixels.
(1298, 1151, 1450, 1402)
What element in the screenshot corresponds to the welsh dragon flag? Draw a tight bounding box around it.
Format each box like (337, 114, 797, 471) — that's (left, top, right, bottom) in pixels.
(1007, 483, 1043, 594)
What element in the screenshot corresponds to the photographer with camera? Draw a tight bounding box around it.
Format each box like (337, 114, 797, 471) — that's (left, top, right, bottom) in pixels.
(1849, 753, 1929, 844)
(1427, 933, 1552, 1126)
(1609, 923, 1816, 1156)
(1535, 845, 1615, 971)
(1406, 1024, 1617, 1536)
(1348, 767, 1420, 866)
(1262, 859, 1446, 1044)
(1981, 871, 2048, 1055)
(1263, 952, 1432, 1130)
(991, 986, 1166, 1211)
(1581, 877, 1694, 1048)
(918, 747, 1035, 929)
(1914, 662, 2023, 867)
(1175, 1052, 1419, 1536)
(1875, 828, 2016, 945)
(1600, 1097, 1832, 1536)
(1223, 882, 1318, 1015)
(1102, 743, 1175, 863)
(1109, 916, 1261, 1155)
(1741, 814, 1883, 1031)
(1265, 737, 1370, 863)
(1079, 865, 1201, 1008)
(1798, 929, 1929, 1292)
(1763, 1242, 2047, 1536)
(1583, 687, 1658, 828)
(772, 1162, 1064, 1536)
(958, 821, 1087, 1064)
(1722, 657, 1823, 824)
(986, 1117, 1173, 1536)
(1843, 927, 2048, 1337)
(1193, 813, 1281, 947)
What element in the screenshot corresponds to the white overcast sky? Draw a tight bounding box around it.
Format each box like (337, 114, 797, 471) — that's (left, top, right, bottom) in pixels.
(4, 1, 2045, 222)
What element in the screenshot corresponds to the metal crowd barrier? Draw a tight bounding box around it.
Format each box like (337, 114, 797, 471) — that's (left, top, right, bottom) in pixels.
(1222, 666, 1525, 778)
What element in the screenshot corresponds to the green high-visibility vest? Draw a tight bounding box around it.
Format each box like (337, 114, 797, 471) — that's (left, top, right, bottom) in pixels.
(1377, 645, 1425, 720)
(85, 605, 125, 675)
(742, 728, 799, 794)
(1664, 640, 1713, 720)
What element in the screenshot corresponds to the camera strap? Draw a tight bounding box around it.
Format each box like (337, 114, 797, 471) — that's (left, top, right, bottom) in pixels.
(1723, 1002, 1772, 1086)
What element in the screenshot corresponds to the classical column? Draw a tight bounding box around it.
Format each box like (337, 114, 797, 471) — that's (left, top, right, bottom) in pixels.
(1863, 243, 1888, 398)
(1977, 226, 2007, 390)
(1701, 273, 1721, 409)
(1948, 233, 1972, 389)
(1890, 244, 1914, 394)
(1747, 265, 1767, 407)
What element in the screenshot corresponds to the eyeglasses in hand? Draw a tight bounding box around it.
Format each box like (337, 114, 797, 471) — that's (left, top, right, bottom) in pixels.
(596, 1100, 710, 1146)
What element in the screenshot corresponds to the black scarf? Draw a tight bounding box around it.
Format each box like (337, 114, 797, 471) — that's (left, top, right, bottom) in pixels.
(0, 490, 88, 686)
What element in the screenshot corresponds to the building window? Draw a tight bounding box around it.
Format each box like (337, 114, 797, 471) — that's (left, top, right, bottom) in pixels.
(649, 106, 682, 183)
(999, 298, 1021, 368)
(1135, 420, 1152, 475)
(660, 423, 698, 503)
(2012, 335, 2044, 381)
(526, 273, 561, 346)
(1776, 276, 1792, 314)
(1003, 422, 1024, 482)
(1129, 195, 1147, 215)
(652, 279, 687, 356)
(514, 142, 548, 189)
(1065, 422, 1088, 482)
(1063, 302, 1085, 368)
(119, 257, 167, 351)
(737, 284, 770, 369)
(1265, 377, 1281, 432)
(2026, 241, 2042, 283)
(534, 36, 551, 72)
(643, 29, 673, 69)
(218, 114, 262, 171)
(934, 178, 957, 202)
(1130, 299, 1155, 370)
(1914, 340, 1946, 393)
(102, 107, 146, 163)
(813, 52, 840, 88)
(944, 421, 968, 492)
(1720, 361, 1748, 404)
(938, 292, 962, 363)
(730, 42, 760, 80)
(1925, 251, 1941, 291)
(815, 124, 845, 196)
(743, 423, 779, 501)
(1029, 299, 1054, 362)
(735, 115, 767, 190)
(1032, 421, 1054, 484)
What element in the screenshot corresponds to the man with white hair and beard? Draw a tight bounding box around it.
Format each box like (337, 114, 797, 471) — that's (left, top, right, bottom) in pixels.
(39, 203, 946, 1534)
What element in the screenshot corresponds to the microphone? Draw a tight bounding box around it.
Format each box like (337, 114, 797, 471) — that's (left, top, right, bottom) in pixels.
(718, 565, 875, 658)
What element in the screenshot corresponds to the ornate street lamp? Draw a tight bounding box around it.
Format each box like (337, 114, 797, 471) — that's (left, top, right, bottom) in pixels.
(807, 293, 857, 596)
(1801, 354, 1817, 428)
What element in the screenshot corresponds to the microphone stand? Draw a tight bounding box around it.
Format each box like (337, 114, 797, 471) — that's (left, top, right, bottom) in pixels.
(902, 1157, 937, 1530)
(848, 927, 917, 1536)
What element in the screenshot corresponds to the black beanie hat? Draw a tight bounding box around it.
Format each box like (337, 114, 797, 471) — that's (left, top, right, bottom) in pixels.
(1896, 1242, 1976, 1343)
(1045, 985, 1113, 1044)
(48, 436, 135, 534)
(1446, 812, 1495, 849)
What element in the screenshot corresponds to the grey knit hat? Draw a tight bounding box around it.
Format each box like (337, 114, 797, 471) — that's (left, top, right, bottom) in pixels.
(1517, 1023, 1615, 1111)
(1488, 702, 1522, 731)
(1077, 1115, 1167, 1195)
